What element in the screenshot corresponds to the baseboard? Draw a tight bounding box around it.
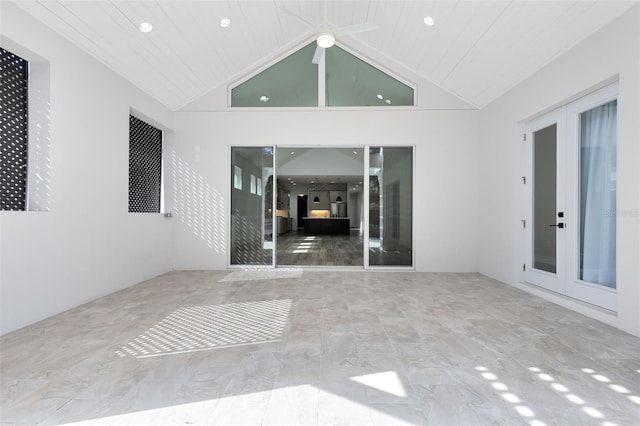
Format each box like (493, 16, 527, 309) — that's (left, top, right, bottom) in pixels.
(512, 280, 622, 331)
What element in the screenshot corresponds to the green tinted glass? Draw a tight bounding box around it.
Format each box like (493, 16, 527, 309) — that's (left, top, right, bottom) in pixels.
(231, 43, 318, 107)
(326, 46, 413, 107)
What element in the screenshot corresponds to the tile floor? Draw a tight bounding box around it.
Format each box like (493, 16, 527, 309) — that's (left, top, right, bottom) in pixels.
(1, 271, 639, 425)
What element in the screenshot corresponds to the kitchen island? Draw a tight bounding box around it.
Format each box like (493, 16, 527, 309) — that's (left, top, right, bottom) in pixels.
(303, 217, 350, 235)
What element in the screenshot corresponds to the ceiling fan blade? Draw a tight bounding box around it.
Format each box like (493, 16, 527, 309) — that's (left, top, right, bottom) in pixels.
(312, 45, 324, 65)
(280, 7, 316, 29)
(335, 22, 378, 36)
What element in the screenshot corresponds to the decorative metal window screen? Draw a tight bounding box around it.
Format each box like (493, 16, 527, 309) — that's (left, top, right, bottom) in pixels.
(128, 115, 162, 213)
(1, 47, 29, 211)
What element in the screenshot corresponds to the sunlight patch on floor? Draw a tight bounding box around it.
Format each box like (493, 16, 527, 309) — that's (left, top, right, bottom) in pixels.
(115, 299, 291, 358)
(530, 367, 612, 424)
(475, 366, 542, 424)
(351, 371, 407, 398)
(581, 367, 640, 407)
(292, 239, 315, 254)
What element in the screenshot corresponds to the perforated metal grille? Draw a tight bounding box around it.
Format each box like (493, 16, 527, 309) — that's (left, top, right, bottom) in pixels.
(1, 47, 29, 211)
(129, 115, 162, 213)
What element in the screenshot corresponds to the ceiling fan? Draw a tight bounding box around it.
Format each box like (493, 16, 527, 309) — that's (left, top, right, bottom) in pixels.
(281, 0, 378, 64)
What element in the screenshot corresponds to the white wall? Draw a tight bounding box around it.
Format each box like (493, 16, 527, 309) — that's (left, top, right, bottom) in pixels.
(0, 3, 175, 334)
(166, 109, 479, 273)
(477, 6, 640, 336)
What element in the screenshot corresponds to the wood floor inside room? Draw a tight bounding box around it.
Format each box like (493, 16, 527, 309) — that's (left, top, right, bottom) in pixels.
(276, 229, 363, 266)
(1, 271, 639, 425)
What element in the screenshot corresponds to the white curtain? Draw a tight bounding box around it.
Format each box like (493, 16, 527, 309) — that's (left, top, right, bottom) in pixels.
(580, 100, 617, 287)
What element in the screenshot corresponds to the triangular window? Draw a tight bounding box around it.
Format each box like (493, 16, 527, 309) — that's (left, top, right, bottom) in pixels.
(231, 43, 318, 107)
(231, 43, 414, 108)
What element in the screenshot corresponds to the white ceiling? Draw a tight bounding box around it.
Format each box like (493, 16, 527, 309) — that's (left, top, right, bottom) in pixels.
(12, 0, 637, 110)
(277, 147, 364, 191)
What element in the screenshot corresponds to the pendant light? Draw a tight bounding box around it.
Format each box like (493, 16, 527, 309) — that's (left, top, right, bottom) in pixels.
(335, 195, 343, 203)
(313, 195, 320, 203)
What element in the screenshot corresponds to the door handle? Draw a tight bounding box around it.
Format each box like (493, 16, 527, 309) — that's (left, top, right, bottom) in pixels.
(549, 223, 565, 228)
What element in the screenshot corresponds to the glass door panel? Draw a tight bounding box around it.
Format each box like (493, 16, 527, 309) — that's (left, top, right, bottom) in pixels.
(533, 124, 558, 274)
(230, 147, 274, 266)
(368, 146, 413, 267)
(566, 90, 617, 312)
(524, 111, 565, 295)
(578, 100, 617, 288)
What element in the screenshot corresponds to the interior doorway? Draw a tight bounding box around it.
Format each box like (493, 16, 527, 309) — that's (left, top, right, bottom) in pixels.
(275, 147, 365, 267)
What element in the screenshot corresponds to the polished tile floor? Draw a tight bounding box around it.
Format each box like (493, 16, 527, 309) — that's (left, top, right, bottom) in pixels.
(1, 271, 639, 425)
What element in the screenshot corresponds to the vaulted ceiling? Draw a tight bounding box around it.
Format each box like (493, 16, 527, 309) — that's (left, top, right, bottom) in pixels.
(11, 0, 637, 111)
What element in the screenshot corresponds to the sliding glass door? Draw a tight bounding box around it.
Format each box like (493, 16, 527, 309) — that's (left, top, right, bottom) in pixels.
(230, 147, 274, 266)
(229, 145, 414, 269)
(368, 147, 413, 267)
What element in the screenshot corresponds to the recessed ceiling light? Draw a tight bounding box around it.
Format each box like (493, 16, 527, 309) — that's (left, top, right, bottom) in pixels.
(290, 151, 295, 155)
(424, 16, 435, 26)
(385, 99, 391, 105)
(353, 150, 358, 154)
(259, 95, 269, 102)
(139, 22, 153, 33)
(220, 18, 231, 28)
(287, 177, 292, 180)
(376, 94, 383, 100)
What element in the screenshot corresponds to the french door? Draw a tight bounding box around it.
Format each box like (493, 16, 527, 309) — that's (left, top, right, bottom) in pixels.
(524, 109, 567, 295)
(524, 84, 618, 311)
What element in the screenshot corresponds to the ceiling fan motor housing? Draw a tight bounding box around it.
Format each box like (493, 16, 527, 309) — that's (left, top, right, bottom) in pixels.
(317, 32, 335, 48)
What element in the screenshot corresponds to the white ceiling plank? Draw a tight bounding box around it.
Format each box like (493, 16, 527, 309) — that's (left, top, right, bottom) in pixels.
(11, 0, 636, 110)
(472, 0, 633, 107)
(18, 0, 123, 68)
(181, 2, 233, 81)
(28, 0, 186, 107)
(103, 1, 202, 106)
(436, 1, 512, 85)
(140, 2, 211, 93)
(413, 1, 459, 76)
(418, 1, 485, 83)
(442, 1, 578, 106)
(330, 0, 371, 29)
